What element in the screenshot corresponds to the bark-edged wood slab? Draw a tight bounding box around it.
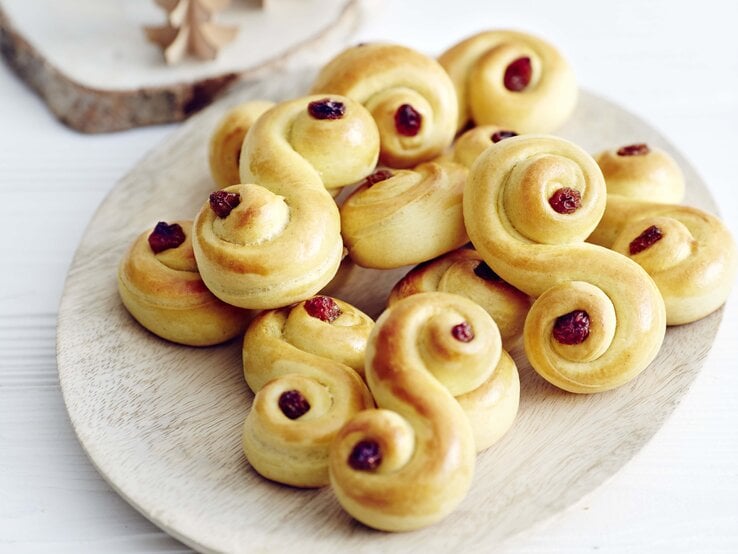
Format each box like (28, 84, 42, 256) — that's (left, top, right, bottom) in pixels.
(0, 0, 364, 133)
(57, 69, 724, 553)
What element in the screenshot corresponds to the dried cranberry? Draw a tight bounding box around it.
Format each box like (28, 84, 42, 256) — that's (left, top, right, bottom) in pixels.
(209, 190, 241, 218)
(348, 440, 382, 471)
(629, 225, 663, 255)
(304, 296, 342, 323)
(491, 130, 518, 143)
(451, 322, 474, 342)
(307, 98, 346, 120)
(617, 143, 650, 156)
(504, 57, 532, 92)
(553, 310, 590, 345)
(278, 390, 310, 420)
(473, 261, 500, 282)
(548, 187, 582, 214)
(394, 104, 422, 136)
(148, 221, 186, 254)
(361, 169, 393, 187)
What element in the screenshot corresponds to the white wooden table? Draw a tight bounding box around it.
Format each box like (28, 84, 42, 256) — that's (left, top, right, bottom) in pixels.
(1, 1, 737, 552)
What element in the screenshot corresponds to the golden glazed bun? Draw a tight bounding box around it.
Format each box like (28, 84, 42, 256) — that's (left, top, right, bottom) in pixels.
(389, 247, 531, 349)
(330, 292, 518, 531)
(117, 220, 251, 346)
(242, 296, 374, 487)
(439, 30, 577, 133)
(192, 95, 380, 309)
(463, 135, 666, 393)
(311, 43, 458, 168)
(340, 161, 469, 269)
(589, 195, 737, 325)
(594, 142, 685, 203)
(208, 100, 275, 188)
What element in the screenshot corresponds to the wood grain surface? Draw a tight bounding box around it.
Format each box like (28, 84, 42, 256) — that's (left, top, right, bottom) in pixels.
(0, 0, 364, 133)
(56, 69, 723, 553)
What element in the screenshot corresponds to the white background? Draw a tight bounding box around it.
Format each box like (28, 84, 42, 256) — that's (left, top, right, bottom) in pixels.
(1, 0, 737, 552)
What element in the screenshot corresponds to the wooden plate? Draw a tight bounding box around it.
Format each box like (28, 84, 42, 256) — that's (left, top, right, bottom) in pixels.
(57, 69, 723, 553)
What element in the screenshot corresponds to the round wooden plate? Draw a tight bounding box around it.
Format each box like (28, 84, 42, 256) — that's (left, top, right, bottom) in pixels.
(57, 69, 723, 553)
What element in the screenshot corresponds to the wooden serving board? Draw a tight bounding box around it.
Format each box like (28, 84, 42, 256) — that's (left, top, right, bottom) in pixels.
(0, 0, 365, 133)
(57, 69, 723, 553)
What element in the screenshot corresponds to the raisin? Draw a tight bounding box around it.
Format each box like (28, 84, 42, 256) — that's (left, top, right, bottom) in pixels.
(452, 321, 474, 342)
(361, 169, 393, 187)
(553, 310, 590, 345)
(278, 390, 310, 420)
(491, 130, 518, 143)
(304, 296, 342, 323)
(504, 57, 532, 92)
(617, 143, 650, 156)
(348, 440, 382, 471)
(307, 98, 346, 120)
(209, 190, 241, 218)
(548, 187, 582, 214)
(148, 222, 186, 254)
(394, 104, 422, 136)
(629, 225, 663, 255)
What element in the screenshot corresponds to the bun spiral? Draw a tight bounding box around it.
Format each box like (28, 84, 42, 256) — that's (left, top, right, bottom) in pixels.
(311, 43, 458, 168)
(389, 246, 531, 349)
(192, 96, 379, 309)
(330, 292, 514, 531)
(464, 135, 666, 393)
(117, 220, 251, 346)
(340, 161, 468, 269)
(439, 30, 577, 133)
(242, 295, 374, 487)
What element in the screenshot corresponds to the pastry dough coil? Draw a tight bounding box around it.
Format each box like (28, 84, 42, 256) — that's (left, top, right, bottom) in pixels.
(439, 30, 577, 133)
(595, 144, 685, 203)
(463, 135, 666, 393)
(193, 95, 380, 309)
(589, 195, 737, 325)
(389, 246, 531, 349)
(330, 292, 515, 531)
(310, 43, 458, 168)
(242, 296, 374, 487)
(340, 161, 468, 268)
(208, 100, 275, 188)
(117, 220, 251, 346)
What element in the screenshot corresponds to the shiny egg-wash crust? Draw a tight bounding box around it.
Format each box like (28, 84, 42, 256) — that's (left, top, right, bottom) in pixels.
(117, 220, 251, 346)
(463, 135, 666, 393)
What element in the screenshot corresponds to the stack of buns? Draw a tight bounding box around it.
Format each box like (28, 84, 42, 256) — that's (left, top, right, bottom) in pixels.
(116, 30, 736, 532)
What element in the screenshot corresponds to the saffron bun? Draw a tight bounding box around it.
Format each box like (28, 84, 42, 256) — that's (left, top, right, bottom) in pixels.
(241, 296, 374, 487)
(340, 161, 468, 269)
(311, 43, 458, 168)
(439, 30, 577, 133)
(330, 292, 513, 531)
(208, 100, 275, 188)
(192, 95, 379, 309)
(589, 195, 737, 325)
(388, 246, 531, 349)
(117, 220, 251, 346)
(463, 134, 666, 393)
(594, 143, 685, 203)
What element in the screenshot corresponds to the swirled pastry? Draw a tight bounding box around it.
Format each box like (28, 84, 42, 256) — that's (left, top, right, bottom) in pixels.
(208, 100, 275, 188)
(594, 142, 685, 203)
(242, 295, 374, 487)
(340, 161, 469, 269)
(389, 247, 531, 349)
(330, 292, 518, 531)
(439, 30, 577, 133)
(464, 135, 666, 393)
(193, 95, 379, 309)
(117, 220, 251, 346)
(310, 43, 458, 168)
(449, 124, 520, 168)
(589, 195, 737, 325)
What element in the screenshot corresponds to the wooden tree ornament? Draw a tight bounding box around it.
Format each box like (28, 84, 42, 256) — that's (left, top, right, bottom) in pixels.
(145, 0, 239, 64)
